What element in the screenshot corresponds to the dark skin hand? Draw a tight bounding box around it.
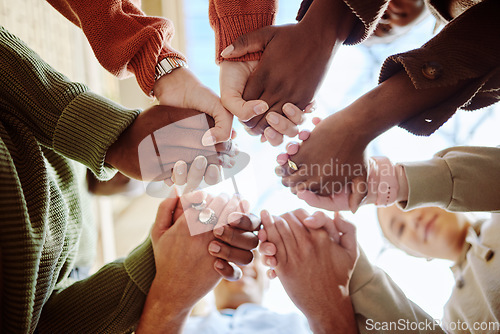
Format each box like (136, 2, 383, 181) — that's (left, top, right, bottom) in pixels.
(106, 105, 235, 181)
(279, 109, 370, 197)
(222, 0, 356, 135)
(280, 70, 469, 198)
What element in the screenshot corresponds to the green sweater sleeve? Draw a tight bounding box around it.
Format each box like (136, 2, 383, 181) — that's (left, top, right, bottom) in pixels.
(37, 239, 156, 333)
(0, 26, 153, 333)
(0, 26, 140, 180)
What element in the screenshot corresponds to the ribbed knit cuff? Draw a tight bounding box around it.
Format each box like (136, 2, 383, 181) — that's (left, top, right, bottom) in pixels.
(53, 92, 140, 180)
(129, 42, 187, 96)
(124, 238, 156, 296)
(399, 158, 453, 210)
(212, 13, 274, 64)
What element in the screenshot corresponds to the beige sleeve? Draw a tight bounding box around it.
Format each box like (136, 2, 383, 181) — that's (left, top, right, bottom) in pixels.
(350, 248, 445, 334)
(398, 146, 500, 212)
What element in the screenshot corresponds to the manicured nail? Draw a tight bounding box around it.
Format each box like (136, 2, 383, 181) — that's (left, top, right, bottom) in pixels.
(194, 156, 206, 170)
(304, 216, 316, 226)
(298, 130, 310, 141)
(214, 226, 224, 236)
(228, 212, 243, 224)
(221, 44, 234, 57)
(283, 104, 295, 117)
(202, 132, 216, 146)
(277, 154, 288, 166)
(209, 243, 221, 253)
(174, 161, 186, 175)
(254, 103, 268, 115)
(215, 260, 224, 270)
(267, 113, 279, 125)
(207, 166, 219, 178)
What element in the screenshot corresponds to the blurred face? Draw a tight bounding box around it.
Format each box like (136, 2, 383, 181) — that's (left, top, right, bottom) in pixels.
(378, 205, 470, 261)
(371, 0, 426, 41)
(214, 251, 269, 310)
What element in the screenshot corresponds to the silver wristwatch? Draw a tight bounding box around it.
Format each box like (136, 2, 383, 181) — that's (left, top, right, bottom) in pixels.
(154, 58, 188, 80)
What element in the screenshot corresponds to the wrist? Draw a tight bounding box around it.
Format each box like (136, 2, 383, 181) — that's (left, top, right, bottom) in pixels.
(299, 0, 356, 44)
(137, 279, 192, 333)
(307, 295, 356, 334)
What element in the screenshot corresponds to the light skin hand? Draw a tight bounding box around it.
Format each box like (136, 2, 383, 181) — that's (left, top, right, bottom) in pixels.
(259, 209, 358, 334)
(105, 105, 236, 181)
(153, 67, 233, 146)
(220, 61, 312, 146)
(137, 194, 219, 334)
(137, 191, 258, 333)
(278, 108, 370, 196)
(279, 68, 469, 197)
(221, 0, 356, 136)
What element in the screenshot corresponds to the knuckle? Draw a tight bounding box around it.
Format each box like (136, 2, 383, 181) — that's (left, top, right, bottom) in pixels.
(294, 208, 309, 218)
(235, 34, 249, 48)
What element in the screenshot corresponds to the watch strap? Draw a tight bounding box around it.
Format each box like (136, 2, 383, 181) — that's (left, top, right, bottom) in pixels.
(155, 58, 188, 80)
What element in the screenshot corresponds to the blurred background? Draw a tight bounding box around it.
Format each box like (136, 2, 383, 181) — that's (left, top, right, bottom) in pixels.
(3, 0, 498, 322)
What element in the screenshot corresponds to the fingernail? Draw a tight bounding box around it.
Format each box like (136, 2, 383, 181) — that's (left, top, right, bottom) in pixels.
(267, 114, 279, 125)
(195, 157, 206, 170)
(209, 243, 221, 253)
(221, 44, 234, 57)
(228, 212, 243, 224)
(254, 103, 268, 115)
(207, 166, 219, 178)
(283, 104, 295, 117)
(174, 161, 186, 175)
(215, 260, 224, 270)
(202, 133, 216, 146)
(214, 226, 224, 236)
(304, 216, 316, 225)
(265, 258, 273, 266)
(298, 130, 310, 141)
(277, 154, 288, 166)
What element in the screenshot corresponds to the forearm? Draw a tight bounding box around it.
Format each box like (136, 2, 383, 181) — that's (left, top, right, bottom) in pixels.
(38, 240, 155, 333)
(299, 0, 356, 46)
(307, 294, 357, 334)
(136, 280, 192, 334)
(46, 0, 185, 95)
(341, 70, 469, 142)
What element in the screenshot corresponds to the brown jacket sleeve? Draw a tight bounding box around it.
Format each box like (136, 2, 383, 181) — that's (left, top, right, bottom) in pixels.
(46, 0, 186, 96)
(379, 0, 500, 135)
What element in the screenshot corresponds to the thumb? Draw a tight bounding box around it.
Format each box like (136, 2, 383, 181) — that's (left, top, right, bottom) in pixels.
(191, 89, 233, 146)
(348, 176, 367, 214)
(153, 195, 180, 235)
(221, 26, 275, 58)
(334, 212, 357, 253)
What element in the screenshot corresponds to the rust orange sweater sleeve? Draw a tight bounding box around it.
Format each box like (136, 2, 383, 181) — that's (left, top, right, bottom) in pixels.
(47, 0, 186, 96)
(209, 0, 277, 64)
